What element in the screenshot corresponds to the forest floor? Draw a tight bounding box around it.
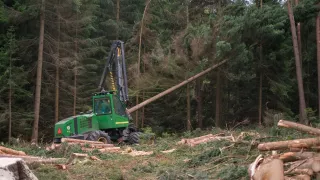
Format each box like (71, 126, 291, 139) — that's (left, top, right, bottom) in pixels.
(3, 125, 314, 180)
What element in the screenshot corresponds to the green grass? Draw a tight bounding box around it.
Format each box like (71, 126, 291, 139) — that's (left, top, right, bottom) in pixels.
(4, 125, 315, 180)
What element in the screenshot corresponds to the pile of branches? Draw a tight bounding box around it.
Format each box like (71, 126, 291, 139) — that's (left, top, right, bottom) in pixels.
(249, 120, 320, 180)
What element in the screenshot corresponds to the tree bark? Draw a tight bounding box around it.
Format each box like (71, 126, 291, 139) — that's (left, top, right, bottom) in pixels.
(215, 69, 222, 128)
(278, 120, 320, 136)
(127, 60, 228, 114)
(73, 12, 78, 116)
(31, 0, 45, 143)
(258, 137, 320, 151)
(187, 83, 191, 130)
(8, 48, 12, 142)
(317, 12, 320, 118)
(287, 1, 308, 124)
(259, 45, 263, 126)
(54, 0, 60, 123)
(196, 79, 203, 129)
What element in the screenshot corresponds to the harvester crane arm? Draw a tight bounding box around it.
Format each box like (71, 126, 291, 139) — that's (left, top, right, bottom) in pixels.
(98, 40, 129, 104)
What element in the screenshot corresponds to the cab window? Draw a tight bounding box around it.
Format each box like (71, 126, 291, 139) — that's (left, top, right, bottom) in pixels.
(94, 98, 112, 115)
(112, 96, 127, 117)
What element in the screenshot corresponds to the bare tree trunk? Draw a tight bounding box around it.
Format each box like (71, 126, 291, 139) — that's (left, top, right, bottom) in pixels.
(141, 48, 146, 128)
(316, 12, 320, 118)
(54, 0, 60, 123)
(32, 0, 46, 143)
(215, 70, 222, 128)
(116, 0, 120, 39)
(187, 83, 191, 130)
(259, 45, 263, 126)
(136, 0, 151, 127)
(73, 12, 78, 116)
(295, 0, 302, 67)
(317, 12, 320, 118)
(196, 79, 203, 129)
(287, 0, 308, 124)
(258, 1, 263, 126)
(8, 51, 12, 142)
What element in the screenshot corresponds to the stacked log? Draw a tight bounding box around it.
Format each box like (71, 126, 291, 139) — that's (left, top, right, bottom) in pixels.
(47, 138, 121, 153)
(250, 120, 320, 180)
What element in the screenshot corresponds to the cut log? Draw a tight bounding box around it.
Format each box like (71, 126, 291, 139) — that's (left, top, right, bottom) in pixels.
(61, 138, 104, 144)
(190, 136, 233, 147)
(0, 146, 26, 156)
(286, 168, 314, 176)
(81, 147, 121, 153)
(280, 152, 318, 162)
(286, 158, 320, 173)
(284, 175, 311, 180)
(67, 142, 114, 148)
(258, 137, 320, 151)
(252, 158, 284, 180)
(0, 155, 65, 165)
(278, 120, 320, 135)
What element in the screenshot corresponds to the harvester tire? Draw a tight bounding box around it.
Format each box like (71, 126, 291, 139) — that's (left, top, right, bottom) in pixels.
(86, 130, 111, 144)
(128, 132, 141, 144)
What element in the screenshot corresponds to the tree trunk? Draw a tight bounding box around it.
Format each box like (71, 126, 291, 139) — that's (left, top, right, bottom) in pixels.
(31, 0, 45, 143)
(278, 120, 320, 136)
(54, 0, 60, 123)
(258, 137, 320, 151)
(8, 53, 12, 142)
(127, 60, 227, 114)
(116, 0, 120, 39)
(215, 70, 222, 128)
(187, 83, 191, 130)
(287, 1, 307, 124)
(259, 45, 263, 126)
(317, 12, 320, 118)
(73, 12, 78, 116)
(196, 79, 203, 129)
(141, 47, 146, 128)
(136, 0, 151, 127)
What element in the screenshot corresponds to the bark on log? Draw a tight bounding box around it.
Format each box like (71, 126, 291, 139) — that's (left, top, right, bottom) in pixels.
(284, 175, 311, 180)
(280, 152, 318, 162)
(278, 120, 320, 135)
(67, 142, 114, 148)
(258, 137, 320, 151)
(81, 147, 121, 153)
(0, 155, 65, 165)
(286, 168, 314, 176)
(0, 146, 26, 156)
(61, 138, 104, 144)
(287, 158, 320, 173)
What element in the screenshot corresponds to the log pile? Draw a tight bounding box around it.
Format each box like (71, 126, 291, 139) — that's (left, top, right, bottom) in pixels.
(177, 133, 233, 147)
(46, 138, 121, 153)
(0, 146, 64, 165)
(250, 120, 320, 180)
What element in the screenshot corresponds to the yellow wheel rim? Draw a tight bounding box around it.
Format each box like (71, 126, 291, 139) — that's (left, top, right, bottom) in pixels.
(97, 137, 107, 144)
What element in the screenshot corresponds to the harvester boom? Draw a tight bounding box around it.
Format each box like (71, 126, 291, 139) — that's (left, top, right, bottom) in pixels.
(127, 59, 228, 114)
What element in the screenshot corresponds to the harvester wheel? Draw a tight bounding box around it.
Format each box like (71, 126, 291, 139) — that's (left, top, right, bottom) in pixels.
(128, 132, 141, 144)
(86, 130, 111, 144)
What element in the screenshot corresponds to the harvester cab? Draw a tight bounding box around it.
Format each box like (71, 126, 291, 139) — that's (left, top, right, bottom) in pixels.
(54, 40, 140, 144)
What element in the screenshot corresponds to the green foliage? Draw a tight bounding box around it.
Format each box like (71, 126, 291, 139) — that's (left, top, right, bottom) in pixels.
(216, 164, 248, 180)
